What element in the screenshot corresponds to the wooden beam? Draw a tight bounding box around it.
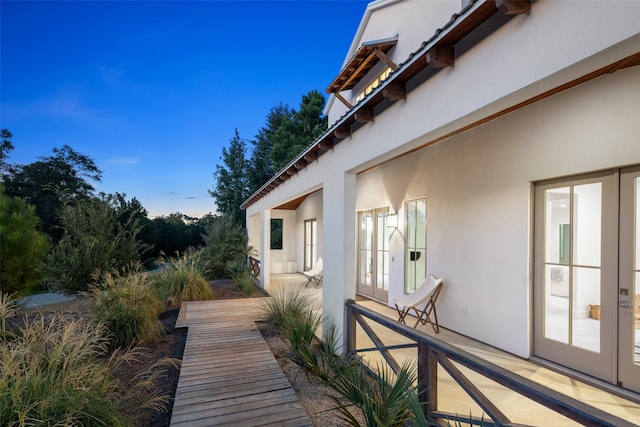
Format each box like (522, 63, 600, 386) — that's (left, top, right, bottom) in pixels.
(373, 47, 398, 71)
(286, 167, 297, 176)
(334, 92, 353, 109)
(304, 151, 317, 162)
(294, 159, 306, 170)
(279, 174, 289, 182)
(334, 126, 351, 139)
(355, 108, 374, 123)
(495, 0, 531, 15)
(426, 46, 454, 68)
(318, 140, 334, 151)
(383, 83, 406, 101)
(341, 50, 379, 91)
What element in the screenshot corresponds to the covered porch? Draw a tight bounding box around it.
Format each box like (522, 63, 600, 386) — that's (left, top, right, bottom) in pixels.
(266, 273, 640, 426)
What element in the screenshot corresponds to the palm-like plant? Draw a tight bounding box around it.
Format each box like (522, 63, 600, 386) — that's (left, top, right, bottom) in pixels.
(324, 357, 426, 427)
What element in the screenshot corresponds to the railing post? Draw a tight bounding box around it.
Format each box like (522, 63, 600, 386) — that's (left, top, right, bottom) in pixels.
(345, 299, 356, 355)
(418, 342, 437, 421)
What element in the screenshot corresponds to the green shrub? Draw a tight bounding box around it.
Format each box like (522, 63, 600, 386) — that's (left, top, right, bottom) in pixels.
(44, 195, 147, 294)
(226, 258, 256, 296)
(0, 189, 50, 293)
(0, 314, 127, 426)
(201, 215, 250, 279)
(152, 249, 213, 307)
(92, 267, 164, 350)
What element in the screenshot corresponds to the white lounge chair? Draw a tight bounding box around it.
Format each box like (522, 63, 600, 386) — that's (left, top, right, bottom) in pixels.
(303, 257, 323, 288)
(393, 274, 443, 332)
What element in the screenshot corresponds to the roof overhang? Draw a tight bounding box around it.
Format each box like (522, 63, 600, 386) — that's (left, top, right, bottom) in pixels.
(326, 35, 399, 95)
(241, 0, 548, 210)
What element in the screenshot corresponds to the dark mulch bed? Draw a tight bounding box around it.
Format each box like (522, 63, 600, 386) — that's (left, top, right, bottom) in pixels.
(8, 280, 350, 426)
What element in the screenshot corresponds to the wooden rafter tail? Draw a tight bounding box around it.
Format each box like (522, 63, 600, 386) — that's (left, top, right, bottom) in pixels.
(426, 46, 454, 68)
(496, 0, 531, 15)
(383, 83, 406, 101)
(355, 108, 374, 123)
(334, 125, 351, 139)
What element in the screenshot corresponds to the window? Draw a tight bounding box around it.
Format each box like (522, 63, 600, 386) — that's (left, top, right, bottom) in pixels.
(304, 219, 317, 271)
(354, 67, 392, 104)
(405, 198, 427, 293)
(270, 218, 283, 250)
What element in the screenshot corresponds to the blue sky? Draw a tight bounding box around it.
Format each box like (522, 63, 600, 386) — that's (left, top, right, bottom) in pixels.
(1, 0, 368, 218)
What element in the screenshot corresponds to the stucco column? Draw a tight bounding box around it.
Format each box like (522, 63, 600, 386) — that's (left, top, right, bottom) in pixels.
(322, 172, 357, 347)
(259, 208, 271, 289)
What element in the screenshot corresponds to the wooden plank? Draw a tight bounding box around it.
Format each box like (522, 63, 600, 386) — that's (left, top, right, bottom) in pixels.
(170, 298, 312, 426)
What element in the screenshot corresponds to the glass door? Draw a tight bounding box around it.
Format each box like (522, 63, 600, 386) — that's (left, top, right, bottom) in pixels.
(357, 209, 389, 301)
(304, 219, 317, 272)
(618, 167, 640, 393)
(534, 172, 617, 382)
(405, 198, 427, 293)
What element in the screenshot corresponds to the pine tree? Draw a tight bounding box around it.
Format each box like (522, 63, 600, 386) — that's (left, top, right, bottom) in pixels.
(209, 130, 249, 227)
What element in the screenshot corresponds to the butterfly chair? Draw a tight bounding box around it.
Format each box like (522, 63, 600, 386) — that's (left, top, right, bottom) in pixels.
(303, 257, 323, 288)
(393, 274, 443, 332)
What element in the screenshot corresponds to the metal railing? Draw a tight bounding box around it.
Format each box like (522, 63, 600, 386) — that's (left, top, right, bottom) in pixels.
(345, 299, 635, 427)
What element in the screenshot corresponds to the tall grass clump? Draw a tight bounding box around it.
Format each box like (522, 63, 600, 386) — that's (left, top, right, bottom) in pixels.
(0, 292, 19, 342)
(261, 286, 318, 335)
(0, 315, 127, 426)
(92, 266, 164, 350)
(152, 249, 213, 307)
(226, 258, 256, 296)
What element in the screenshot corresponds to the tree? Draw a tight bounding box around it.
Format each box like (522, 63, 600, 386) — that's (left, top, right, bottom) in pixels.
(44, 194, 145, 293)
(148, 213, 206, 260)
(0, 129, 14, 174)
(269, 90, 327, 171)
(246, 104, 292, 195)
(3, 145, 102, 242)
(0, 186, 50, 293)
(200, 215, 250, 280)
(209, 129, 249, 228)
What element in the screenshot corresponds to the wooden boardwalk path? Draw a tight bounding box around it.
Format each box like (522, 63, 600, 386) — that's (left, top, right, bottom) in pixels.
(170, 299, 312, 426)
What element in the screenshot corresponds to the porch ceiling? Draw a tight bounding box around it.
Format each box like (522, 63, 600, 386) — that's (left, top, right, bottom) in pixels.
(274, 194, 308, 210)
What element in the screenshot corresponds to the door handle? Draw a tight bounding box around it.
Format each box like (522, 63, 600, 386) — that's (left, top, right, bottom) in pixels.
(620, 301, 630, 308)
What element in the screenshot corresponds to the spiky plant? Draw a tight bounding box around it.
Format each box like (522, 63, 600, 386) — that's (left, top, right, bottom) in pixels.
(226, 258, 256, 296)
(283, 307, 322, 373)
(323, 357, 426, 427)
(260, 286, 318, 336)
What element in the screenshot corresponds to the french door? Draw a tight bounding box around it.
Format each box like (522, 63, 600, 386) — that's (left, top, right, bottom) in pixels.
(618, 166, 640, 392)
(534, 167, 640, 393)
(304, 219, 317, 272)
(357, 209, 390, 301)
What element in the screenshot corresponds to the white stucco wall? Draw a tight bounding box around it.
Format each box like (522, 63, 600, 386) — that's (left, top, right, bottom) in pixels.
(327, 0, 461, 125)
(295, 190, 324, 273)
(245, 0, 640, 356)
(269, 210, 297, 273)
(356, 66, 640, 356)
